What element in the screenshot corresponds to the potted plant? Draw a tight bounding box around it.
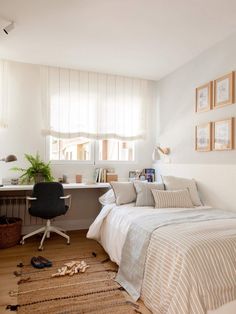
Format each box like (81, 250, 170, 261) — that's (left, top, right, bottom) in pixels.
(11, 153, 54, 184)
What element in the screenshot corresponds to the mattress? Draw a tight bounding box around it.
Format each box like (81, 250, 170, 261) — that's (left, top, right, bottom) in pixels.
(87, 203, 236, 314)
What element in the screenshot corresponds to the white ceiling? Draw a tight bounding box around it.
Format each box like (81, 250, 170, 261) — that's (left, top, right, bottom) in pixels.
(1, 0, 236, 80)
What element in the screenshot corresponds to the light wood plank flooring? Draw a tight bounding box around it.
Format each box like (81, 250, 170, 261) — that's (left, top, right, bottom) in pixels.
(0, 230, 150, 314)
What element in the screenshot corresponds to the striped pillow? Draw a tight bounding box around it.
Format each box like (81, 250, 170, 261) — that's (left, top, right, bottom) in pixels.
(162, 176, 202, 206)
(151, 189, 194, 208)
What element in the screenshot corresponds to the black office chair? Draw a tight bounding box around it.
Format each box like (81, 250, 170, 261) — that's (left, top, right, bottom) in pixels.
(21, 182, 71, 250)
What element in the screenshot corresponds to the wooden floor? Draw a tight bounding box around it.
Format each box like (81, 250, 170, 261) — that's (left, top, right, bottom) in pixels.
(0, 230, 150, 314)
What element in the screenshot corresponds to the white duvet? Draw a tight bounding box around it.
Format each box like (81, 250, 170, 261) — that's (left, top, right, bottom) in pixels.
(87, 203, 212, 265)
(87, 203, 236, 314)
(87, 203, 159, 264)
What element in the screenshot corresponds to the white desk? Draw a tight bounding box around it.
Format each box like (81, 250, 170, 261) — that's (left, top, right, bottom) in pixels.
(0, 182, 110, 192)
(0, 183, 110, 233)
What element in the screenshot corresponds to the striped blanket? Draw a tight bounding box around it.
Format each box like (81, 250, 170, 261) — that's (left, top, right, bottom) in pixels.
(116, 208, 236, 313)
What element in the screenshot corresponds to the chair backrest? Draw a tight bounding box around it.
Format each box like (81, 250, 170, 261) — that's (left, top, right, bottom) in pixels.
(29, 182, 68, 219)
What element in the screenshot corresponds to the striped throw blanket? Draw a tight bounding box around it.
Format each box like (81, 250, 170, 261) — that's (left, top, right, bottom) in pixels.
(116, 208, 236, 313)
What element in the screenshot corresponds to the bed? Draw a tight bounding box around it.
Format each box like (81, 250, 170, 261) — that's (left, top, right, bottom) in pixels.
(87, 202, 236, 314)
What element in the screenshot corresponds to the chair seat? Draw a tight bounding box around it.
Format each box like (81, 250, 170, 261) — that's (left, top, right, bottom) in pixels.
(29, 205, 69, 220)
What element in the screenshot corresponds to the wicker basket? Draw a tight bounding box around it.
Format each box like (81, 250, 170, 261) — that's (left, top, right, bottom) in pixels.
(0, 217, 22, 249)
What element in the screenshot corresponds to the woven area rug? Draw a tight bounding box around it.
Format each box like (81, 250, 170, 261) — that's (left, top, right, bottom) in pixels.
(13, 252, 144, 314)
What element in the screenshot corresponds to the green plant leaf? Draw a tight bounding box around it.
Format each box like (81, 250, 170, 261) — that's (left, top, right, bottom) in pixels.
(11, 153, 54, 183)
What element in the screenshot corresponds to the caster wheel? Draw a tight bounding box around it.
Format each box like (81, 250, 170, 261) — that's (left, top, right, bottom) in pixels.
(38, 247, 43, 251)
(20, 240, 25, 245)
(67, 242, 70, 245)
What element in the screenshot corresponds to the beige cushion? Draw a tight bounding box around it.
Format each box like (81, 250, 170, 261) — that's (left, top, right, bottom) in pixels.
(110, 182, 136, 205)
(152, 189, 194, 208)
(162, 176, 202, 206)
(99, 189, 116, 205)
(134, 181, 164, 206)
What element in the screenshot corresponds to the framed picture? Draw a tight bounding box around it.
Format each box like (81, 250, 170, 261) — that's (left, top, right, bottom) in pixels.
(212, 118, 234, 151)
(129, 170, 140, 181)
(195, 82, 212, 112)
(214, 72, 234, 108)
(195, 123, 211, 152)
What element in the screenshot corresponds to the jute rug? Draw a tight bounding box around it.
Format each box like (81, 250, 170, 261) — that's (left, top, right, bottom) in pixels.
(12, 252, 144, 314)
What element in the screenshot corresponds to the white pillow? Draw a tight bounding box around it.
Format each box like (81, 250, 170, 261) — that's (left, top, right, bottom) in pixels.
(110, 182, 136, 205)
(152, 189, 194, 208)
(99, 189, 116, 205)
(134, 181, 164, 206)
(162, 176, 202, 206)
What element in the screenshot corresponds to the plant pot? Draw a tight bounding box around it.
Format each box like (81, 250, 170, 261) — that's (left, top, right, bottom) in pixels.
(34, 173, 45, 183)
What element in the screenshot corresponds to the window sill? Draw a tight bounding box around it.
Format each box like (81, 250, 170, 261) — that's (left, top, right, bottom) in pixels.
(49, 160, 138, 166)
(95, 160, 138, 165)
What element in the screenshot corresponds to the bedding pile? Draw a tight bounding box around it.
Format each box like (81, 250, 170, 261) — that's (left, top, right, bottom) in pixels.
(88, 204, 236, 314)
(88, 176, 236, 314)
(141, 212, 236, 314)
(116, 208, 236, 311)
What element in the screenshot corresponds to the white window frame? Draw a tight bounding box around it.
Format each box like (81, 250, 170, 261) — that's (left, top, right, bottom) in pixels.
(46, 137, 137, 165)
(45, 136, 95, 165)
(95, 140, 137, 165)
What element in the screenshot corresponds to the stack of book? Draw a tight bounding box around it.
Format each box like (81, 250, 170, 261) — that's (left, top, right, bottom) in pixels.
(94, 168, 117, 183)
(94, 168, 107, 183)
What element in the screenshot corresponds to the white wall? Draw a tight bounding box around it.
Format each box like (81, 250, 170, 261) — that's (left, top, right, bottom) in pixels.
(155, 32, 236, 211)
(156, 163, 236, 210)
(1, 61, 44, 178)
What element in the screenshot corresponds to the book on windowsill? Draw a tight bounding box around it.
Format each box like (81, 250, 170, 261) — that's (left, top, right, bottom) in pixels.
(94, 168, 115, 183)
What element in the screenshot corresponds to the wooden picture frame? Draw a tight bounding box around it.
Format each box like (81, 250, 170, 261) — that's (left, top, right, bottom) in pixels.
(212, 118, 234, 151)
(213, 72, 234, 108)
(195, 123, 211, 152)
(195, 82, 212, 112)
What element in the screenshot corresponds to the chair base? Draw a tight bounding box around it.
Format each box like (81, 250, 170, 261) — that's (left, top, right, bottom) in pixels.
(21, 219, 70, 250)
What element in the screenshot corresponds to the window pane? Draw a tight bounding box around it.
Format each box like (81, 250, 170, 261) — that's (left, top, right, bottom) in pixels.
(50, 137, 91, 161)
(99, 140, 134, 161)
(119, 141, 134, 161)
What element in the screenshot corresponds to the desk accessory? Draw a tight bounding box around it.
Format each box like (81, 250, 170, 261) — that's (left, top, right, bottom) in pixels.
(106, 173, 118, 183)
(76, 174, 82, 183)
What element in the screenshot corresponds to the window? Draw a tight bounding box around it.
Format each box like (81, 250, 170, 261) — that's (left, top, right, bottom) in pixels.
(42, 66, 152, 163)
(49, 137, 134, 162)
(98, 140, 134, 161)
(50, 137, 91, 161)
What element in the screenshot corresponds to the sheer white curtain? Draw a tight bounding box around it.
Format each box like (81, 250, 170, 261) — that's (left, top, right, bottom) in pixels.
(0, 60, 8, 128)
(41, 66, 154, 140)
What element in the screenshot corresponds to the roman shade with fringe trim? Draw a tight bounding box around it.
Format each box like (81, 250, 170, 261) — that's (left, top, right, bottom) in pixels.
(41, 66, 154, 140)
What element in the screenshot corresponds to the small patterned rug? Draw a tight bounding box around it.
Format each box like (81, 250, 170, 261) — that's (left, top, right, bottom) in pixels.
(12, 252, 144, 314)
